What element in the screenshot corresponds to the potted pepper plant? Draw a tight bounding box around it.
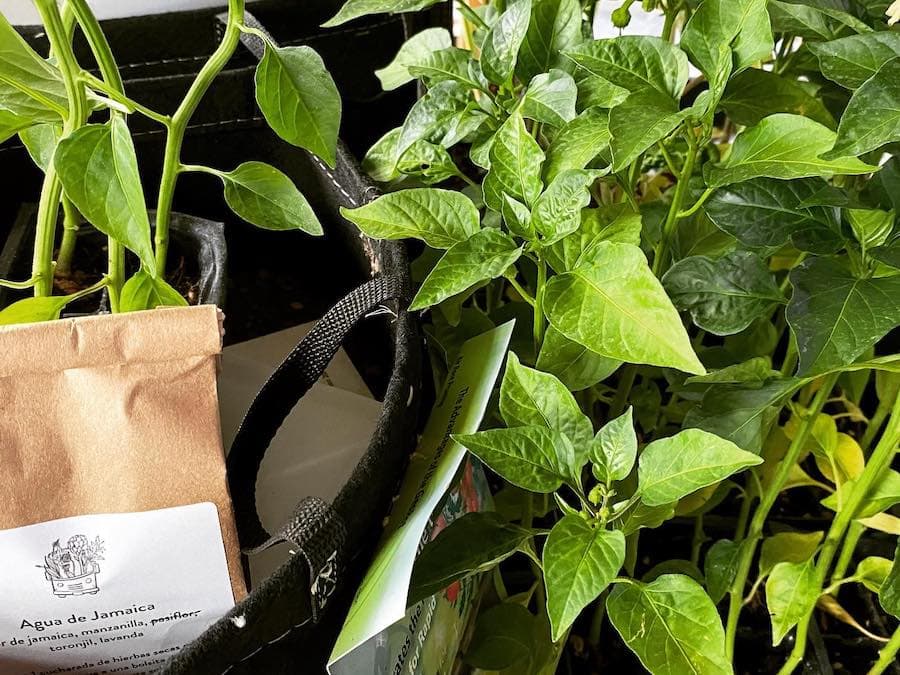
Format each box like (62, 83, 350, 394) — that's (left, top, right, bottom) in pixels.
(326, 0, 900, 672)
(0, 0, 341, 320)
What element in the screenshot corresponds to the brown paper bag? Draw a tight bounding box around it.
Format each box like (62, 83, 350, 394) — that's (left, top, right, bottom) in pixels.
(0, 305, 245, 600)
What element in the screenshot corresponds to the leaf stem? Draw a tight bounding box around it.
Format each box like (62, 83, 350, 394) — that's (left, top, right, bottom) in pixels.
(0, 276, 40, 290)
(868, 626, 900, 675)
(155, 0, 245, 272)
(455, 0, 489, 32)
(723, 374, 838, 661)
(56, 197, 80, 277)
(507, 275, 536, 307)
(778, 392, 900, 674)
(79, 72, 171, 126)
(609, 365, 637, 418)
(677, 186, 714, 219)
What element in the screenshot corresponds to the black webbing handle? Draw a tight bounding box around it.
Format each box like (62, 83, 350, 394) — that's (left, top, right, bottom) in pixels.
(226, 275, 405, 616)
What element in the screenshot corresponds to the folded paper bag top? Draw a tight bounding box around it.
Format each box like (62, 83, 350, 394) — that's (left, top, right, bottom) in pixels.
(0, 305, 246, 600)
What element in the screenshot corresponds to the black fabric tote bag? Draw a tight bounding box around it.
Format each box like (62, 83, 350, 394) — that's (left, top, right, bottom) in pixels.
(0, 1, 447, 672)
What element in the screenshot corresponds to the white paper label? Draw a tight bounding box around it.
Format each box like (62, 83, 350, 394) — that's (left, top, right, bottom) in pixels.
(0, 503, 235, 675)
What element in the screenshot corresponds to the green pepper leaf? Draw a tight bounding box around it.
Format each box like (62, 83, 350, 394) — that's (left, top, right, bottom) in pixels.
(454, 426, 574, 493)
(464, 602, 536, 671)
(531, 169, 598, 244)
(375, 28, 452, 91)
(705, 539, 741, 604)
(608, 89, 692, 172)
(480, 0, 532, 86)
(536, 326, 621, 392)
(704, 114, 878, 188)
(787, 256, 900, 375)
(638, 428, 762, 506)
(221, 161, 322, 234)
(397, 81, 471, 160)
(500, 351, 594, 455)
(410, 229, 522, 310)
(545, 204, 642, 272)
(681, 0, 773, 86)
(483, 111, 545, 211)
(663, 251, 784, 336)
(543, 107, 611, 184)
(339, 188, 479, 248)
(705, 177, 843, 254)
(880, 539, 900, 619)
(0, 296, 70, 326)
(408, 47, 486, 91)
(521, 69, 577, 128)
(322, 0, 444, 28)
(544, 516, 625, 641)
(409, 512, 534, 605)
(809, 31, 900, 89)
(768, 0, 870, 41)
(590, 407, 637, 485)
(19, 122, 60, 172)
(759, 531, 823, 578)
(825, 57, 900, 160)
(854, 557, 892, 594)
(766, 558, 819, 646)
(543, 242, 705, 374)
(255, 44, 341, 167)
(564, 36, 690, 99)
(516, 0, 582, 82)
(721, 68, 835, 129)
(608, 574, 732, 675)
(684, 378, 802, 453)
(54, 118, 156, 276)
(119, 269, 188, 312)
(0, 12, 67, 121)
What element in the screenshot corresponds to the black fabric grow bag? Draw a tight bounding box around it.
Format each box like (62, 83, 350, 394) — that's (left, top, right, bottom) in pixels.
(0, 2, 442, 672)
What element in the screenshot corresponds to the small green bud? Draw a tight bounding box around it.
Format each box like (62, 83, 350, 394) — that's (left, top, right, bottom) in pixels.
(612, 6, 632, 27)
(588, 484, 604, 506)
(642, 0, 658, 11)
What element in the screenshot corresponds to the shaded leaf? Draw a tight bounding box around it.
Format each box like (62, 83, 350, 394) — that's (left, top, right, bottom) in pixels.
(759, 531, 823, 578)
(787, 256, 900, 375)
(663, 251, 783, 336)
(705, 539, 741, 604)
(255, 44, 341, 167)
(608, 89, 691, 172)
(410, 512, 533, 605)
(809, 31, 900, 89)
(721, 68, 835, 128)
(705, 177, 843, 254)
(464, 603, 536, 670)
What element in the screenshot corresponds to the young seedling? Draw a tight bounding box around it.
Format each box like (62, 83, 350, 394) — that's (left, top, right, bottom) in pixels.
(0, 0, 340, 321)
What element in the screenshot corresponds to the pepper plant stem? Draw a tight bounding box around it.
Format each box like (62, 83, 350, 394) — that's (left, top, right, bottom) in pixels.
(67, 0, 127, 308)
(778, 392, 900, 675)
(155, 0, 245, 272)
(723, 373, 838, 661)
(652, 128, 698, 276)
(31, 0, 88, 297)
(868, 626, 900, 675)
(533, 256, 547, 353)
